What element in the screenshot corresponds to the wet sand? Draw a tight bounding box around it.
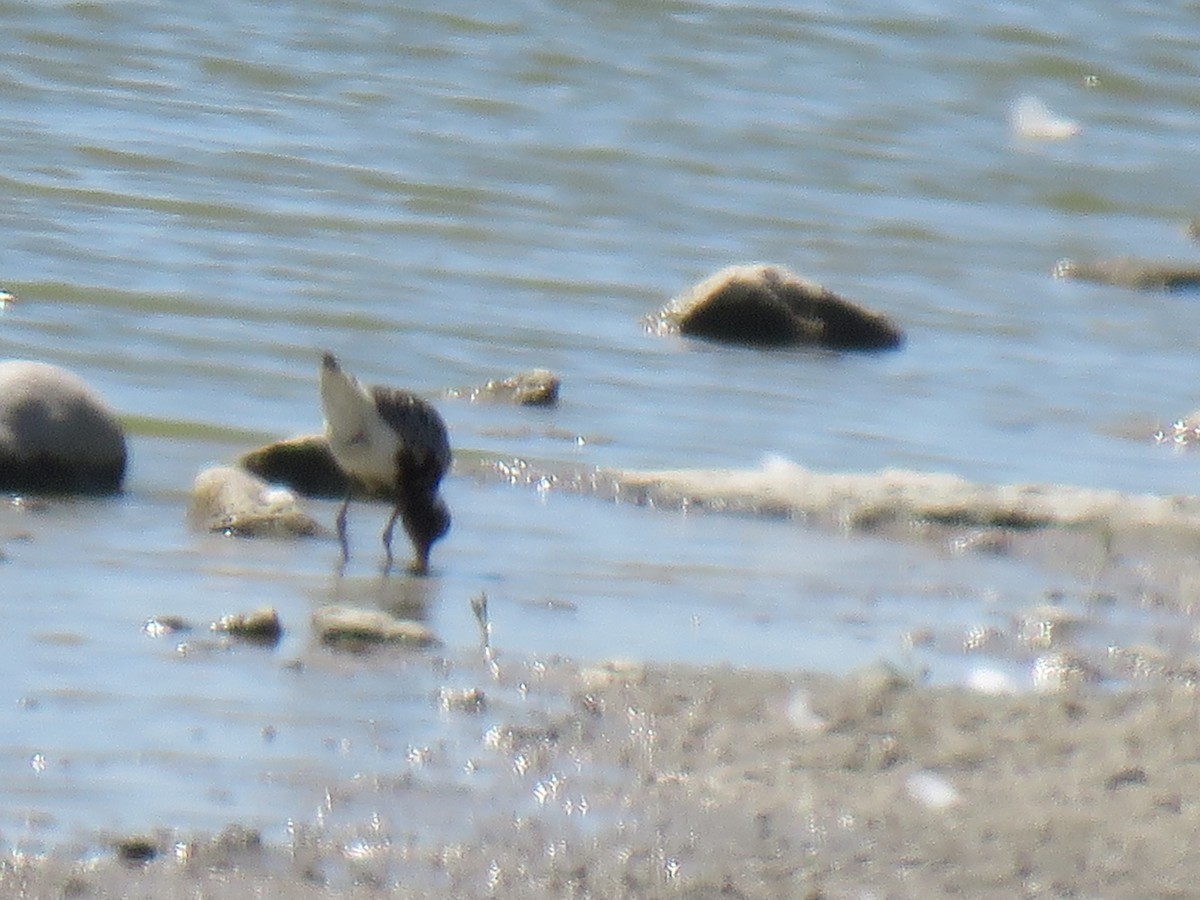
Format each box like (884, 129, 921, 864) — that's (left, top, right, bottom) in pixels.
(10, 461, 1200, 897)
(6, 651, 1199, 898)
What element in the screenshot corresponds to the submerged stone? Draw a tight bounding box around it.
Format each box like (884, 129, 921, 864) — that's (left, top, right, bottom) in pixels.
(1016, 604, 1084, 651)
(647, 264, 904, 351)
(0, 359, 127, 493)
(449, 369, 561, 406)
(188, 466, 320, 537)
(435, 686, 487, 713)
(142, 615, 192, 638)
(609, 456, 1200, 537)
(312, 604, 439, 649)
(1031, 650, 1102, 692)
(1054, 257, 1200, 291)
(213, 606, 283, 644)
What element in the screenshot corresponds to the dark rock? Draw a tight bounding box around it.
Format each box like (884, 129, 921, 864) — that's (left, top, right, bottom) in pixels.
(1105, 766, 1148, 790)
(188, 466, 320, 537)
(114, 835, 158, 864)
(1054, 257, 1200, 291)
(647, 264, 904, 351)
(0, 359, 127, 493)
(238, 434, 350, 499)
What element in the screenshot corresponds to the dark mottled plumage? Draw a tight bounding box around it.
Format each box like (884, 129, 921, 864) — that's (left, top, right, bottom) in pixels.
(319, 353, 451, 573)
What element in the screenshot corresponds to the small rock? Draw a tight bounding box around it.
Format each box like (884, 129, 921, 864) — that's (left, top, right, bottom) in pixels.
(1031, 650, 1102, 692)
(312, 605, 439, 649)
(114, 835, 158, 864)
(213, 607, 283, 644)
(1053, 257, 1200, 291)
(450, 369, 561, 407)
(965, 667, 1019, 695)
(210, 823, 263, 853)
(1108, 643, 1171, 681)
(0, 359, 127, 493)
(188, 466, 320, 537)
(964, 625, 1005, 655)
(950, 529, 1012, 555)
(579, 658, 646, 690)
(142, 615, 192, 638)
(785, 689, 828, 732)
(646, 264, 904, 351)
(238, 434, 351, 499)
(1105, 766, 1148, 790)
(901, 628, 935, 649)
(1016, 604, 1084, 651)
(435, 686, 487, 713)
(852, 662, 912, 700)
(905, 770, 961, 809)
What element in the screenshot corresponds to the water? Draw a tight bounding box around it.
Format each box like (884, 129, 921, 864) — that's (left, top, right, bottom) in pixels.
(2, 0, 1200, 843)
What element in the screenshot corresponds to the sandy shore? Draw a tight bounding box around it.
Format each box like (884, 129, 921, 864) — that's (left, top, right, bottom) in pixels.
(10, 458, 1200, 897)
(5, 652, 1199, 899)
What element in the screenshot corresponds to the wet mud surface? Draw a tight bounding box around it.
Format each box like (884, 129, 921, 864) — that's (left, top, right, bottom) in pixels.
(10, 461, 1200, 897)
(6, 647, 1200, 899)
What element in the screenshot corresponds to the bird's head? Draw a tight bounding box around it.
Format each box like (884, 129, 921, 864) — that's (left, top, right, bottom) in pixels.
(407, 495, 451, 575)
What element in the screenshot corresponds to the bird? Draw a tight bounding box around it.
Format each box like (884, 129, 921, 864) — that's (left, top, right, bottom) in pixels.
(318, 352, 451, 574)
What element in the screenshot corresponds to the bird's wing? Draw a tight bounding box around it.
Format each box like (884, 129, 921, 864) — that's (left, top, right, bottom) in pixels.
(369, 386, 451, 470)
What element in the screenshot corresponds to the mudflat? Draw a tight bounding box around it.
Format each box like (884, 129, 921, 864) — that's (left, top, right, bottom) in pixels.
(9, 461, 1200, 897)
(4, 653, 1197, 898)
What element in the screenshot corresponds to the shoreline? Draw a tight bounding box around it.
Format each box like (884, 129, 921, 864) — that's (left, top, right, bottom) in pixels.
(9, 456, 1200, 896)
(5, 656, 1198, 898)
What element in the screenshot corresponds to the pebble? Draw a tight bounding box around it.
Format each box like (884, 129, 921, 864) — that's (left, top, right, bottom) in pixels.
(312, 605, 440, 649)
(212, 607, 283, 644)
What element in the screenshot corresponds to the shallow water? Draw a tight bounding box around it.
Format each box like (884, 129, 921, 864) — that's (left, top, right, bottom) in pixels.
(3, 0, 1200, 843)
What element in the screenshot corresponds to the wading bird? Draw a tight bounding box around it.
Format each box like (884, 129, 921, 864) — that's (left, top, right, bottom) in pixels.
(318, 353, 451, 574)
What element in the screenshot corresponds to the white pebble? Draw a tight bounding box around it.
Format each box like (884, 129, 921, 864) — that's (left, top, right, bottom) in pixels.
(966, 667, 1018, 695)
(785, 689, 827, 732)
(906, 770, 961, 810)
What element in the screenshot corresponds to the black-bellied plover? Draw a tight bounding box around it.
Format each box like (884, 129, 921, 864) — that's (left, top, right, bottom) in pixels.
(318, 353, 451, 574)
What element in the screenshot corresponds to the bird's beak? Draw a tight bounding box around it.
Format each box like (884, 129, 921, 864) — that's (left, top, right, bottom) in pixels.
(409, 551, 431, 576)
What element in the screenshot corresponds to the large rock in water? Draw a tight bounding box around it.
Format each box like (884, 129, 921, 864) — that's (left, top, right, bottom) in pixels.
(0, 359, 127, 493)
(648, 264, 904, 351)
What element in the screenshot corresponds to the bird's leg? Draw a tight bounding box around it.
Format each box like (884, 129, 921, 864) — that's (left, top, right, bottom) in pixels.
(381, 503, 401, 575)
(335, 491, 352, 567)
